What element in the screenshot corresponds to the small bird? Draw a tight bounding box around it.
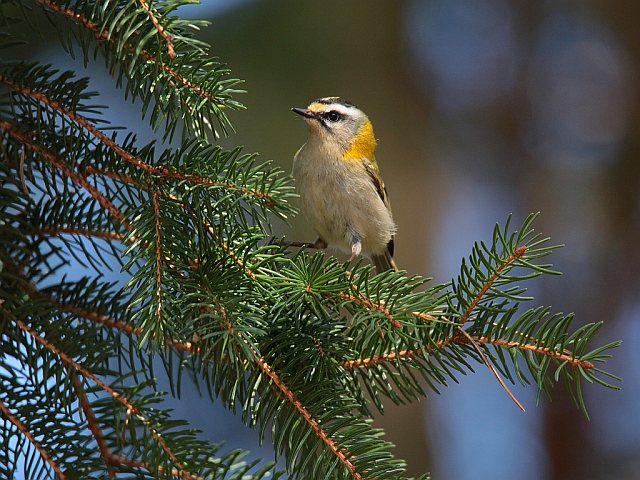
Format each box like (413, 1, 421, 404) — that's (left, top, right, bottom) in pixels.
(291, 97, 397, 273)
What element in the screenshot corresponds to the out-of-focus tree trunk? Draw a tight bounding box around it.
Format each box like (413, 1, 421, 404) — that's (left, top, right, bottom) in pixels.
(542, 3, 640, 479)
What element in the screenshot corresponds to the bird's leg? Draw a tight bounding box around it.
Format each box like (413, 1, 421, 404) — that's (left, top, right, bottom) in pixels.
(349, 240, 362, 261)
(347, 228, 362, 261)
(269, 237, 327, 249)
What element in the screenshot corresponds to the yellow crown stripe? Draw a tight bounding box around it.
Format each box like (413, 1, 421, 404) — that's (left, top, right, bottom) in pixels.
(307, 102, 325, 112)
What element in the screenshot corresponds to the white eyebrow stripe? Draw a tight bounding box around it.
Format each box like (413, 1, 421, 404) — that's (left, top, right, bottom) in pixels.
(323, 103, 354, 116)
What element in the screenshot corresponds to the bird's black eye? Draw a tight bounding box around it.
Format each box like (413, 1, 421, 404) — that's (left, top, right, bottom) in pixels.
(325, 111, 341, 122)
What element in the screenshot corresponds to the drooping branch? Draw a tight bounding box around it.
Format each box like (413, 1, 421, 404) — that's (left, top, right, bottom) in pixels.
(257, 357, 364, 480)
(15, 319, 197, 480)
(33, 285, 366, 480)
(456, 327, 525, 411)
(0, 398, 67, 480)
(0, 74, 275, 204)
(0, 120, 131, 231)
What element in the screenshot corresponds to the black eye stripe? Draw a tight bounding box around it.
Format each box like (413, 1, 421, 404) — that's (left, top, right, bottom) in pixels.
(323, 111, 342, 122)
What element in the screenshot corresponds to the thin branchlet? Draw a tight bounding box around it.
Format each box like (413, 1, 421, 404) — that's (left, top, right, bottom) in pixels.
(136, 0, 176, 58)
(0, 398, 67, 479)
(0, 120, 131, 230)
(0, 73, 275, 203)
(15, 320, 196, 480)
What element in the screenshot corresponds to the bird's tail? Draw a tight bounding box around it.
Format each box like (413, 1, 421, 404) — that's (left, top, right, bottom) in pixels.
(371, 247, 398, 274)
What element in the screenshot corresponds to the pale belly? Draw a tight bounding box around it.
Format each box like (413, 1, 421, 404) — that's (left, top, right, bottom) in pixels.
(293, 154, 395, 256)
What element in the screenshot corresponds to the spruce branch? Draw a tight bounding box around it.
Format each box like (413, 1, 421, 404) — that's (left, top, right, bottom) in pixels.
(32, 226, 124, 241)
(15, 318, 200, 480)
(0, 70, 275, 206)
(18, 274, 402, 480)
(0, 119, 131, 230)
(29, 0, 243, 139)
(136, 0, 176, 58)
(0, 398, 67, 480)
(458, 244, 527, 326)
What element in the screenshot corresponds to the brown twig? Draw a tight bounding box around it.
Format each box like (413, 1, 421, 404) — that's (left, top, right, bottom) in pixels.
(136, 0, 175, 58)
(83, 165, 137, 185)
(0, 120, 131, 231)
(32, 290, 196, 353)
(341, 340, 447, 369)
(72, 375, 117, 477)
(257, 357, 364, 480)
(475, 336, 594, 369)
(33, 226, 124, 241)
(0, 74, 274, 205)
(410, 311, 440, 322)
(459, 245, 527, 326)
(325, 292, 401, 329)
(152, 189, 164, 323)
(0, 398, 67, 479)
(16, 320, 196, 480)
(341, 334, 595, 371)
(456, 328, 526, 412)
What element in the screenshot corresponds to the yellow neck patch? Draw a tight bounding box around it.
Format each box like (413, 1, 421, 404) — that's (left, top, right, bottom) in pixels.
(342, 120, 377, 161)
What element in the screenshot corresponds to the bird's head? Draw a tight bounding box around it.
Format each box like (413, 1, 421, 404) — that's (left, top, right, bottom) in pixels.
(292, 97, 377, 161)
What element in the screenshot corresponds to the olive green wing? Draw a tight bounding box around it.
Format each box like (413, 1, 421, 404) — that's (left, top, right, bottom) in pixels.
(363, 160, 397, 270)
(362, 160, 391, 211)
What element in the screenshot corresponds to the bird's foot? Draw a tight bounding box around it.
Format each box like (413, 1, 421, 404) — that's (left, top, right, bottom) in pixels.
(349, 241, 362, 261)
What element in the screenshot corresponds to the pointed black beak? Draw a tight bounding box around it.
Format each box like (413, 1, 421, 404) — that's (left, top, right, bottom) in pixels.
(291, 107, 315, 119)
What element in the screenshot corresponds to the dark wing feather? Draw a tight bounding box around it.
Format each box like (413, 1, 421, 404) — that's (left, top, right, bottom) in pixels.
(363, 160, 390, 208)
(363, 160, 397, 272)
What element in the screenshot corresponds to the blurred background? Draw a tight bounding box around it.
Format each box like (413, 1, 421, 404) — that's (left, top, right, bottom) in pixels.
(18, 1, 640, 478)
